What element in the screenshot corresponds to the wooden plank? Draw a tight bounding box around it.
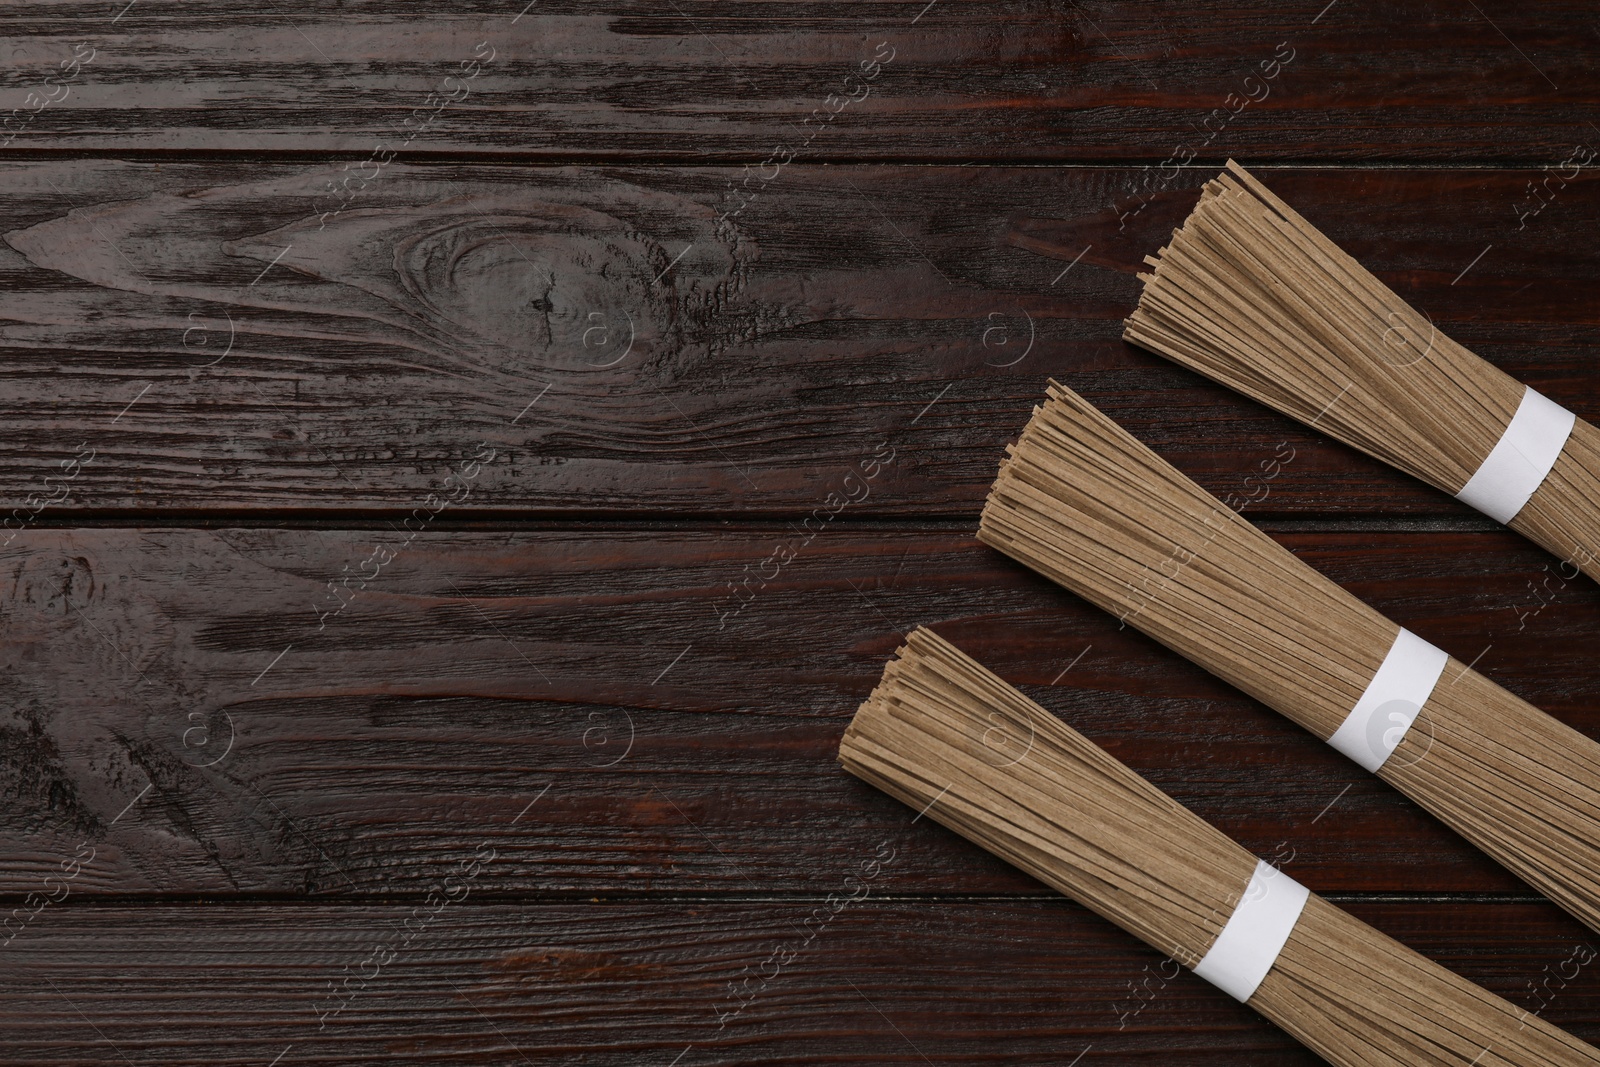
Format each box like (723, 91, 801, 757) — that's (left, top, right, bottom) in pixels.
(3, 524, 1595, 898)
(2, 900, 1597, 1065)
(0, 2, 1594, 160)
(1, 163, 1597, 517)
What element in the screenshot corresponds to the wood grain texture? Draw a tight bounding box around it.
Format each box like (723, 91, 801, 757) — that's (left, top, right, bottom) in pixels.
(0, 1, 1595, 160)
(1, 163, 1597, 518)
(2, 900, 1597, 1066)
(7, 3, 1598, 1062)
(2, 524, 1595, 898)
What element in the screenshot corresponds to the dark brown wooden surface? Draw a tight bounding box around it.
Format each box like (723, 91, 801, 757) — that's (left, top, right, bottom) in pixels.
(1, 164, 1597, 518)
(0, 1, 1595, 161)
(3, 901, 1598, 1065)
(6, 2, 1600, 1063)
(2, 525, 1597, 899)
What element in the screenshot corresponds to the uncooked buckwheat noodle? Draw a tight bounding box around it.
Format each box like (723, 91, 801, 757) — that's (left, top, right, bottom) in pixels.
(978, 380, 1600, 938)
(1124, 160, 1600, 579)
(841, 628, 1600, 1066)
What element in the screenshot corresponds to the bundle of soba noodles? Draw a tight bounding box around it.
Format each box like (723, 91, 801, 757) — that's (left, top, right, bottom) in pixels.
(1125, 161, 1600, 579)
(979, 380, 1600, 937)
(842, 628, 1600, 1066)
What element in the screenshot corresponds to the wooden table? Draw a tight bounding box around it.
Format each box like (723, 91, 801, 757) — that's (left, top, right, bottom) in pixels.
(2, 2, 1598, 1062)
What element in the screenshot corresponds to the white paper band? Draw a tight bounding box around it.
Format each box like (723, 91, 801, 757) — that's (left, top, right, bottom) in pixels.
(1192, 859, 1310, 1003)
(1327, 627, 1449, 773)
(1456, 386, 1575, 525)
